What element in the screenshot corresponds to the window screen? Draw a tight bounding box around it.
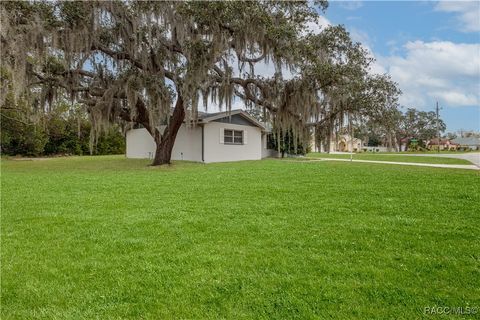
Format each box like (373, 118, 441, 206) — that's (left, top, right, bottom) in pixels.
(224, 129, 243, 144)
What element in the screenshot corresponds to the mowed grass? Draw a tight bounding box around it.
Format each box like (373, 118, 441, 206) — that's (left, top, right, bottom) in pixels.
(1, 156, 479, 319)
(307, 152, 472, 165)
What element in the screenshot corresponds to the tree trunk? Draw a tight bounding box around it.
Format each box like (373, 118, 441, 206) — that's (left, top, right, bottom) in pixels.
(394, 134, 400, 152)
(386, 133, 392, 152)
(397, 137, 404, 152)
(151, 96, 185, 166)
(326, 121, 333, 153)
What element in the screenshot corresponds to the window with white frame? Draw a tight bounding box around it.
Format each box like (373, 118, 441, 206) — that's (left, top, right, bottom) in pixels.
(224, 129, 243, 144)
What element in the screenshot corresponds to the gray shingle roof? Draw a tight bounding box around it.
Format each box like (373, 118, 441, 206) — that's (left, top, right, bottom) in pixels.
(198, 110, 238, 119)
(185, 109, 241, 120)
(452, 137, 480, 146)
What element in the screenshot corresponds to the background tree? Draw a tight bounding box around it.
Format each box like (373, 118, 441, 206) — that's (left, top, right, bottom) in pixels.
(398, 108, 446, 148)
(457, 130, 479, 138)
(445, 132, 457, 140)
(1, 63, 124, 156)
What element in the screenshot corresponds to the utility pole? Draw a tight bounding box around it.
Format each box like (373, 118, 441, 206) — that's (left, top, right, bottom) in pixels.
(436, 101, 440, 153)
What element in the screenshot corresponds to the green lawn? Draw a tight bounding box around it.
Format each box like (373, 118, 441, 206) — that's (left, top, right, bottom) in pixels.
(307, 152, 472, 165)
(395, 151, 474, 154)
(2, 156, 479, 319)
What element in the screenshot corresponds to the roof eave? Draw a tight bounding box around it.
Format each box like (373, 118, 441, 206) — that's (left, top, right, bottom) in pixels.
(201, 110, 266, 130)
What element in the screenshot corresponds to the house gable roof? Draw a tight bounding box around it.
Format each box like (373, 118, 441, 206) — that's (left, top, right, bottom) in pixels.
(427, 138, 455, 145)
(199, 109, 266, 130)
(452, 137, 480, 145)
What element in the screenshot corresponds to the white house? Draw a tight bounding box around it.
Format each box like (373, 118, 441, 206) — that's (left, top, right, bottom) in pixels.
(126, 109, 278, 163)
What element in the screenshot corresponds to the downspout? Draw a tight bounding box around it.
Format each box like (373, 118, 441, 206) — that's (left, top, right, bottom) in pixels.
(201, 124, 204, 162)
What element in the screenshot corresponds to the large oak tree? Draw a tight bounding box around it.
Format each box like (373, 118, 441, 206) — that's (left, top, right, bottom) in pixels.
(1, 1, 399, 164)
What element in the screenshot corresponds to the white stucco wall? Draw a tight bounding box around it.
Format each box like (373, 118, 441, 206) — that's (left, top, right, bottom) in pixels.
(171, 125, 203, 161)
(126, 128, 156, 159)
(203, 122, 262, 163)
(126, 124, 202, 162)
(126, 121, 265, 163)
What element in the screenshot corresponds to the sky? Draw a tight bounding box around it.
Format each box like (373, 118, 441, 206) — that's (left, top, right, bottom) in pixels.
(321, 0, 480, 132)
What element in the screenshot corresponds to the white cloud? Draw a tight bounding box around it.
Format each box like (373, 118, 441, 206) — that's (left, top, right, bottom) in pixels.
(401, 41, 479, 77)
(380, 40, 480, 108)
(431, 90, 478, 106)
(337, 1, 364, 11)
(348, 28, 386, 74)
(349, 28, 370, 46)
(304, 15, 331, 34)
(435, 1, 480, 32)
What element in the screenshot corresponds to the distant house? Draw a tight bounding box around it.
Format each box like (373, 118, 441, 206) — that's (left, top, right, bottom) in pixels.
(333, 134, 363, 152)
(451, 137, 480, 151)
(126, 109, 278, 163)
(426, 138, 458, 151)
(310, 133, 362, 153)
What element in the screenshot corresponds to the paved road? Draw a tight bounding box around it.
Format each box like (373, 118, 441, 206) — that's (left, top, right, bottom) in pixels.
(394, 152, 480, 167)
(293, 158, 479, 170)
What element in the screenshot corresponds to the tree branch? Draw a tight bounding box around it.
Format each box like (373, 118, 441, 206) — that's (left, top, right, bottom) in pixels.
(0, 112, 32, 126)
(91, 42, 146, 70)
